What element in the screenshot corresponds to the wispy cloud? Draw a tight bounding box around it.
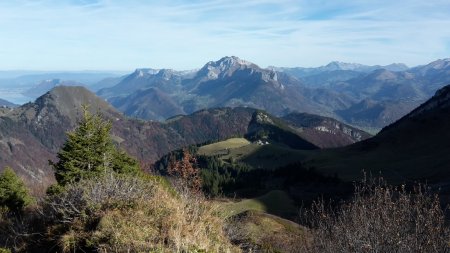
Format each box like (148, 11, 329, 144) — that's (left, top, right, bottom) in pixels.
(0, 0, 449, 70)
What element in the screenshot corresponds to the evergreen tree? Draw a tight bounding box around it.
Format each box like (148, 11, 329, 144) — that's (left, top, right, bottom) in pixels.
(0, 167, 32, 213)
(51, 106, 139, 185)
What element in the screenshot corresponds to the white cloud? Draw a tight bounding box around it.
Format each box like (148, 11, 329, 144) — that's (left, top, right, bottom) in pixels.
(0, 0, 449, 70)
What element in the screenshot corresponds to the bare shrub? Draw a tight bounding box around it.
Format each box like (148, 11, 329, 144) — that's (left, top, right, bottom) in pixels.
(301, 176, 450, 253)
(0, 206, 44, 253)
(41, 172, 155, 225)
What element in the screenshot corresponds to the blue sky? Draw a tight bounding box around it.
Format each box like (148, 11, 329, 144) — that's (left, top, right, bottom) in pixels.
(0, 0, 449, 70)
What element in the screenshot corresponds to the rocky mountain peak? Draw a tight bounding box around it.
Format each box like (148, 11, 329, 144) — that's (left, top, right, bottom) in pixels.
(155, 69, 179, 80)
(252, 111, 275, 125)
(198, 56, 258, 80)
(132, 68, 160, 78)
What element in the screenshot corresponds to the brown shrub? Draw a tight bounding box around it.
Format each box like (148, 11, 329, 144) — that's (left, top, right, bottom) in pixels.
(168, 149, 202, 193)
(300, 176, 450, 253)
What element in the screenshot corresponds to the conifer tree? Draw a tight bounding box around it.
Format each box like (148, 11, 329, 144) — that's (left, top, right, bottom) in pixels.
(0, 167, 32, 213)
(52, 106, 139, 185)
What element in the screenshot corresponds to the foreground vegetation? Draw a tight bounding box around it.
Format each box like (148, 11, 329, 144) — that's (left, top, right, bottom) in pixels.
(301, 176, 450, 252)
(1, 108, 237, 252)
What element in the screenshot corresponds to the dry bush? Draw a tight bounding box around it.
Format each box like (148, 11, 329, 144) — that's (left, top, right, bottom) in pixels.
(42, 173, 156, 225)
(0, 206, 45, 253)
(41, 172, 238, 252)
(300, 176, 450, 253)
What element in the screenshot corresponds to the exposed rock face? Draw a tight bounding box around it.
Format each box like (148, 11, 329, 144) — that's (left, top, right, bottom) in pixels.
(282, 112, 372, 148)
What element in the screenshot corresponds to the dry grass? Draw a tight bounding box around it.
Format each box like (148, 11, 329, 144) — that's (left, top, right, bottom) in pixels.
(198, 138, 251, 156)
(92, 185, 238, 252)
(41, 173, 239, 252)
(225, 210, 310, 252)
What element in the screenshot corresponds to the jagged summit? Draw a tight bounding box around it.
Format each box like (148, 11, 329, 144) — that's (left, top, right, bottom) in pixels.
(196, 56, 259, 80)
(132, 68, 160, 78)
(211, 56, 255, 68)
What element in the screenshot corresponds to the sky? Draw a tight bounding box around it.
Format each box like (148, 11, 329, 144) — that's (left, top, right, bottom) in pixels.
(0, 0, 450, 71)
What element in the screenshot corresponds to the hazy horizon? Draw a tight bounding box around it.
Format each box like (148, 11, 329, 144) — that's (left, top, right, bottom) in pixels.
(1, 0, 449, 71)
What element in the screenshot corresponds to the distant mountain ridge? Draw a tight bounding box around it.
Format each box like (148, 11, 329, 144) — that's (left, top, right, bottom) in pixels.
(22, 78, 85, 99)
(271, 61, 409, 79)
(2, 57, 449, 131)
(97, 56, 450, 130)
(0, 98, 16, 108)
(98, 56, 350, 121)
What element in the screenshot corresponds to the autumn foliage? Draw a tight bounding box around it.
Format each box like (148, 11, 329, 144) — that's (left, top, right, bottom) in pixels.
(168, 149, 202, 193)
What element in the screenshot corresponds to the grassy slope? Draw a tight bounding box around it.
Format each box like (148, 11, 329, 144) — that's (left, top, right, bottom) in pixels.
(220, 191, 309, 251)
(221, 190, 298, 219)
(197, 138, 250, 156)
(226, 210, 310, 252)
(197, 137, 312, 170)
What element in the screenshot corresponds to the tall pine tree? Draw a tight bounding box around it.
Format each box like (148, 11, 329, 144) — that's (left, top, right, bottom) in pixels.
(52, 106, 139, 185)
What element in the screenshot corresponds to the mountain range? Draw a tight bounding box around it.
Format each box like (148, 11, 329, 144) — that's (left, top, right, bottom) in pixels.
(2, 57, 449, 131)
(0, 73, 449, 196)
(95, 56, 450, 131)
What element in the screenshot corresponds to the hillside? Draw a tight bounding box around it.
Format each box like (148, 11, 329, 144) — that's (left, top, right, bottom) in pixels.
(303, 84, 450, 183)
(0, 87, 254, 193)
(0, 85, 380, 194)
